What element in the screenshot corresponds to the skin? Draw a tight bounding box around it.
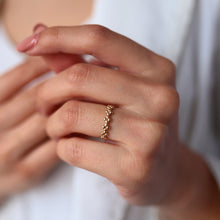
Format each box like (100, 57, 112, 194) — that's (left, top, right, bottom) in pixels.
(0, 57, 59, 200)
(0, 0, 219, 219)
(17, 25, 220, 219)
(0, 0, 92, 202)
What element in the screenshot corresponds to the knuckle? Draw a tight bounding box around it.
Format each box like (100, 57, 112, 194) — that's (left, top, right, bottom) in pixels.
(69, 139, 83, 165)
(160, 59, 176, 84)
(153, 86, 179, 119)
(60, 100, 80, 130)
(163, 58, 176, 73)
(85, 25, 110, 49)
(67, 63, 90, 85)
(57, 138, 83, 166)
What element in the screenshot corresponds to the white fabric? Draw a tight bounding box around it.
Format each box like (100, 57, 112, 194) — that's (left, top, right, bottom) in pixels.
(0, 0, 219, 219)
(177, 0, 220, 185)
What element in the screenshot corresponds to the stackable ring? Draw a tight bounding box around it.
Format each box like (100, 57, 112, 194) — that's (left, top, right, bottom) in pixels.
(101, 105, 114, 140)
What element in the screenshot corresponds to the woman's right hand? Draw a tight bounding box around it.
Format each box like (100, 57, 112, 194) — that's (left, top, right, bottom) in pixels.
(0, 57, 59, 202)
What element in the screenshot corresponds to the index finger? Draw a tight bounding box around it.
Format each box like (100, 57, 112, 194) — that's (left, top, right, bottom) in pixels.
(0, 57, 49, 103)
(17, 25, 161, 74)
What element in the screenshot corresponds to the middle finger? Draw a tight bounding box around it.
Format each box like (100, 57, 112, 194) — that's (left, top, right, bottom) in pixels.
(37, 63, 145, 115)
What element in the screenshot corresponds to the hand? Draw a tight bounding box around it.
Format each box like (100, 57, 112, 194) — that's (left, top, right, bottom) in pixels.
(0, 58, 59, 201)
(18, 25, 220, 219)
(17, 25, 180, 204)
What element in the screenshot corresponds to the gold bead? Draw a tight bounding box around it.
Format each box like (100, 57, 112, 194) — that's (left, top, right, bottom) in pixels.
(101, 105, 114, 140)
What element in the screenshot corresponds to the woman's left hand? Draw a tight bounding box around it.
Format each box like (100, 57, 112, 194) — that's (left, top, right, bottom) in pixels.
(16, 25, 196, 207)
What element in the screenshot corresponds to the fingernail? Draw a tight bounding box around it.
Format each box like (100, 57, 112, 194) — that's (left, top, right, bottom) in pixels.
(16, 33, 39, 52)
(33, 23, 47, 34)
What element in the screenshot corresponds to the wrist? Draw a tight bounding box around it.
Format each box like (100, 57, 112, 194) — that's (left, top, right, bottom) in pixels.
(159, 143, 220, 220)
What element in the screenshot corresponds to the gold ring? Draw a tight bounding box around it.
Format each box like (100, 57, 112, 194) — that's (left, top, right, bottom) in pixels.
(101, 105, 114, 140)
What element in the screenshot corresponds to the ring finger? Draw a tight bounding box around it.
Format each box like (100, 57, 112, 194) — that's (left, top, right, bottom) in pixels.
(46, 100, 157, 150)
(47, 100, 137, 145)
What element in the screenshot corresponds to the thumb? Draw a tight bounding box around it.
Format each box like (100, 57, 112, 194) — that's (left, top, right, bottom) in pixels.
(33, 23, 84, 73)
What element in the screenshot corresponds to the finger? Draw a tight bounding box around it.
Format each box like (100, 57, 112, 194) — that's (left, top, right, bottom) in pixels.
(33, 23, 85, 73)
(36, 63, 178, 122)
(15, 140, 59, 185)
(0, 140, 59, 197)
(0, 85, 39, 131)
(47, 100, 133, 144)
(42, 53, 84, 73)
(57, 137, 125, 183)
(17, 25, 161, 74)
(47, 100, 167, 154)
(0, 57, 49, 103)
(0, 114, 47, 169)
(37, 63, 142, 115)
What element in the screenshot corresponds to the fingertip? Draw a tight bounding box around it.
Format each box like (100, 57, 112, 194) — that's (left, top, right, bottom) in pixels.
(16, 23, 47, 53)
(16, 33, 40, 52)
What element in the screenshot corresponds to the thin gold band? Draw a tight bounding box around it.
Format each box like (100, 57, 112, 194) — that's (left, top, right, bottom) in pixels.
(101, 105, 114, 140)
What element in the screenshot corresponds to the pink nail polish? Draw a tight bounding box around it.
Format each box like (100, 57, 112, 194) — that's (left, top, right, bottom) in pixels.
(16, 33, 39, 52)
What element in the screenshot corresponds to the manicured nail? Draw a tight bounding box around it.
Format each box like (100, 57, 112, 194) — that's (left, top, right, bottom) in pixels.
(16, 33, 39, 52)
(33, 23, 47, 33)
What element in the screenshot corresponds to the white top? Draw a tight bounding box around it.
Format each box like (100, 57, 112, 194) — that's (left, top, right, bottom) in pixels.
(0, 0, 219, 219)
